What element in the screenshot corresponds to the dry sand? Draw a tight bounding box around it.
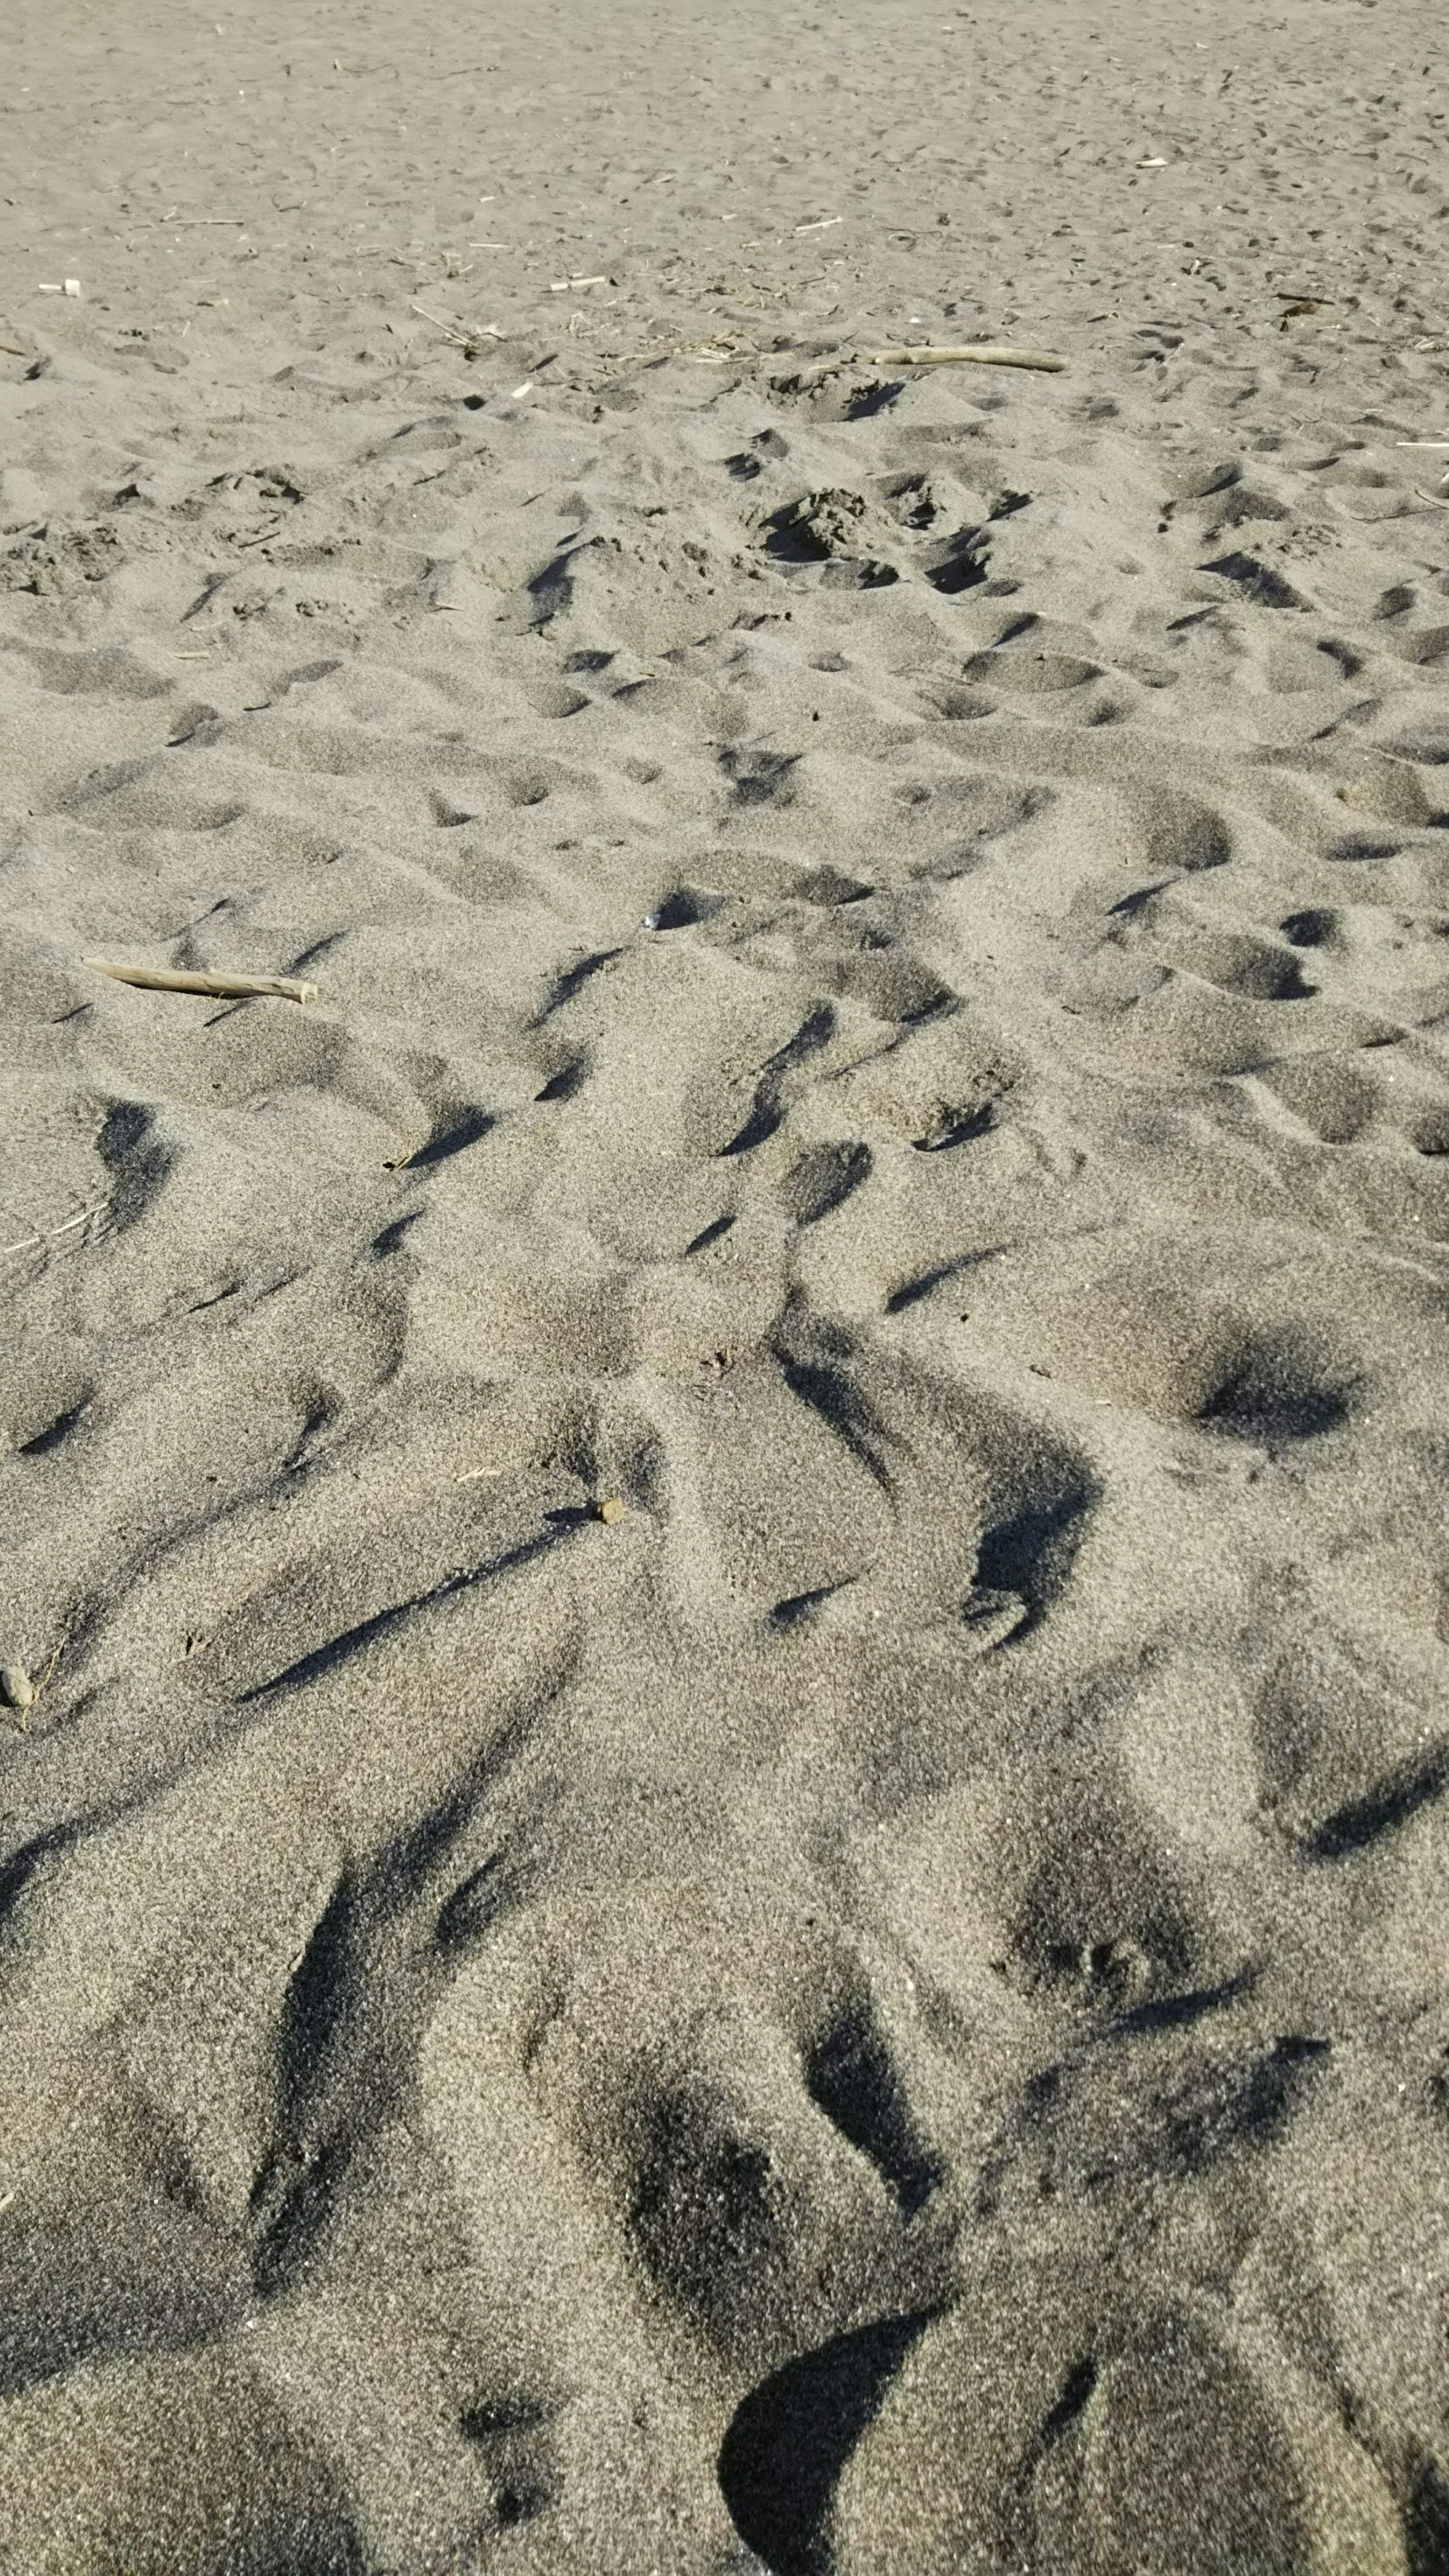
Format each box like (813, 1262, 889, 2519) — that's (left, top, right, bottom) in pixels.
(3, 0, 1449, 2566)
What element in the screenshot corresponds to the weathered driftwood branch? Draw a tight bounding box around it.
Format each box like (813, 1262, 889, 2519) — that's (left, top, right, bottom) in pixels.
(86, 960, 318, 1004)
(864, 343, 1068, 373)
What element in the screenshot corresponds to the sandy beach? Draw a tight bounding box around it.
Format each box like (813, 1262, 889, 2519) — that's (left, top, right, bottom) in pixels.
(3, 0, 1449, 2565)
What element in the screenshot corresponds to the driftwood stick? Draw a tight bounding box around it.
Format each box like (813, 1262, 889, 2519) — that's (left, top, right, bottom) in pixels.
(864, 343, 1068, 373)
(86, 960, 318, 1004)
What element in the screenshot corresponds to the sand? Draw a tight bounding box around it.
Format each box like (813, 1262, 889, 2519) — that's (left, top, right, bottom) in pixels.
(2, 0, 1449, 2565)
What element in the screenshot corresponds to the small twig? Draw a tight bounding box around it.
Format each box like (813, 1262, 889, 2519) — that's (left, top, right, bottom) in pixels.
(863, 342, 1068, 373)
(1415, 488, 1449, 510)
(0, 342, 28, 358)
(411, 300, 503, 349)
(1395, 439, 1449, 448)
(0, 1204, 104, 1260)
(86, 960, 318, 1003)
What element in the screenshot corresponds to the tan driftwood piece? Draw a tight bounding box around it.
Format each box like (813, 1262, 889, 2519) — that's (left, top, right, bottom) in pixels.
(863, 343, 1068, 373)
(86, 960, 318, 1003)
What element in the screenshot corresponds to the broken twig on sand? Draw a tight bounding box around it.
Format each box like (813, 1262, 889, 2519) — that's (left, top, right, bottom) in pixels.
(86, 961, 318, 1004)
(864, 342, 1068, 373)
(411, 301, 503, 352)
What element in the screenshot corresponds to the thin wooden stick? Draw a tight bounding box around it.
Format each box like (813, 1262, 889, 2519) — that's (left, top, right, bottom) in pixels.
(86, 960, 318, 1003)
(863, 342, 1068, 373)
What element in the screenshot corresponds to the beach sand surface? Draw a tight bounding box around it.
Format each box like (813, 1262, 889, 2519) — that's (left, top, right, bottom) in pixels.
(3, 1, 1449, 2566)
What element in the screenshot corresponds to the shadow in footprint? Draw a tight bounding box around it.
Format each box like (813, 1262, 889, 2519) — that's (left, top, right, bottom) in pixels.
(884, 1252, 987, 1315)
(646, 886, 725, 931)
(974, 1469, 1098, 1634)
(250, 1872, 356, 2293)
(686, 1211, 735, 1256)
(721, 1004, 836, 1158)
(780, 1141, 871, 1225)
(1197, 1333, 1355, 1443)
(1404, 2453, 1449, 2576)
(1280, 907, 1340, 949)
(719, 2314, 932, 2576)
(720, 744, 803, 806)
(97, 1099, 175, 1233)
(922, 526, 991, 594)
(1302, 1742, 1449, 1864)
(17, 1392, 93, 1456)
(791, 866, 873, 907)
(775, 1350, 894, 1495)
(1199, 552, 1307, 611)
(841, 379, 903, 421)
(534, 949, 620, 1026)
(912, 1101, 995, 1152)
(537, 1055, 589, 1104)
(805, 1999, 943, 2217)
(398, 1106, 494, 1170)
(768, 1578, 855, 1631)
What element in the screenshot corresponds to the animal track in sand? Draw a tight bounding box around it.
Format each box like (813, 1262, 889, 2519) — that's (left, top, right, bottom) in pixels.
(725, 428, 790, 481)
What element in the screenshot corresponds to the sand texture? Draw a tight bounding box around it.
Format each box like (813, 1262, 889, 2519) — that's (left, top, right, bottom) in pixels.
(3, 0, 1449, 2566)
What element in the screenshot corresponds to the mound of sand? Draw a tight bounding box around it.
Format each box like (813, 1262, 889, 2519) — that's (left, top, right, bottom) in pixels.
(3, 0, 1449, 2566)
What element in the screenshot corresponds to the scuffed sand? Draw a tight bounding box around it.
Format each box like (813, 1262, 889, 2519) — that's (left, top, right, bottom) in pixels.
(3, 1, 1449, 2566)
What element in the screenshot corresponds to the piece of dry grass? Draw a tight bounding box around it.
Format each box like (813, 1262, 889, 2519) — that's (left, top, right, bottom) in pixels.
(0, 1203, 104, 1260)
(86, 960, 318, 1003)
(410, 300, 503, 355)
